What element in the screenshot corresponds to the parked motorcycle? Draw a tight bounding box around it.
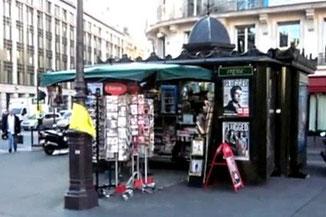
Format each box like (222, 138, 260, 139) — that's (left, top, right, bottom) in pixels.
(320, 132, 326, 162)
(40, 125, 68, 155)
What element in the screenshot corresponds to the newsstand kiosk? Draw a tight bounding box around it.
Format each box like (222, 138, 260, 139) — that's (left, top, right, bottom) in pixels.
(40, 15, 317, 190)
(157, 15, 317, 185)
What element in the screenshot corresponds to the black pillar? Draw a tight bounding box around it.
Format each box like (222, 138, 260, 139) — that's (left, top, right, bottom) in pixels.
(64, 0, 98, 210)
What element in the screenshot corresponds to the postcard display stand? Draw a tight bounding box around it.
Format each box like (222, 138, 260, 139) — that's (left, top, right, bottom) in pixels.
(104, 94, 155, 197)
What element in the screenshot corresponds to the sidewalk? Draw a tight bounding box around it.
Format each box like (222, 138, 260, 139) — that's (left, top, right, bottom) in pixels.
(0, 142, 325, 217)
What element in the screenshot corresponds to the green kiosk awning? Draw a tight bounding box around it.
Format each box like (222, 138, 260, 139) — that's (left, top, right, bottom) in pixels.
(40, 63, 213, 86)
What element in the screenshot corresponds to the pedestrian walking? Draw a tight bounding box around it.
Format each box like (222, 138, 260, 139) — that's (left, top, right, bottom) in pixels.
(2, 109, 21, 153)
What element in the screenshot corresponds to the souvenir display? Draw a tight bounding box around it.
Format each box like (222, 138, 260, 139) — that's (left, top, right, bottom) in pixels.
(101, 94, 155, 161)
(104, 95, 131, 161)
(86, 94, 106, 161)
(131, 95, 155, 158)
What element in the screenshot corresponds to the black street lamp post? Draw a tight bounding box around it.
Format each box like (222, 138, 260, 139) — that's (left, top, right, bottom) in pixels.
(64, 0, 98, 210)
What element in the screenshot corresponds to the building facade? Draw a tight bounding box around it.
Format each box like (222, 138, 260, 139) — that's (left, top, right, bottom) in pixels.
(146, 0, 326, 131)
(0, 0, 143, 114)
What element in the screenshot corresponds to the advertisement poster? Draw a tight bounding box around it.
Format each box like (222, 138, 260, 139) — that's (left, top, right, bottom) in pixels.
(222, 122, 250, 161)
(191, 139, 204, 156)
(223, 79, 249, 117)
(189, 159, 203, 176)
(87, 83, 103, 95)
(47, 85, 63, 107)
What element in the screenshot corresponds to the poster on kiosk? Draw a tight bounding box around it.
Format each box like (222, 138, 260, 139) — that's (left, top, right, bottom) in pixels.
(222, 122, 250, 161)
(223, 79, 249, 117)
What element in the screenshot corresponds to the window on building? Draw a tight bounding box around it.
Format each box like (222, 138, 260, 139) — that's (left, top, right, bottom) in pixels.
(323, 19, 326, 51)
(70, 26, 74, 40)
(87, 33, 91, 46)
(94, 36, 97, 53)
(70, 44, 75, 58)
(27, 6, 33, 26)
(28, 72, 35, 86)
(63, 60, 67, 70)
(5, 48, 12, 62)
(17, 26, 24, 43)
(27, 0, 33, 5)
(27, 30, 33, 46)
(55, 40, 60, 53)
(38, 35, 44, 48)
(3, 0, 11, 17)
(98, 27, 101, 36)
(88, 22, 91, 32)
(3, 68, 13, 84)
(46, 37, 51, 49)
(278, 21, 300, 48)
(62, 9, 67, 21)
(38, 54, 44, 68)
(70, 57, 74, 69)
(17, 71, 24, 85)
(27, 51, 34, 66)
(55, 58, 60, 70)
(62, 23, 67, 37)
(69, 12, 74, 23)
(88, 49, 91, 64)
(46, 15, 51, 32)
(46, 0, 51, 14)
(38, 0, 43, 9)
(62, 43, 67, 55)
(97, 38, 101, 50)
(158, 36, 165, 58)
(236, 25, 255, 53)
(38, 11, 43, 29)
(55, 19, 60, 35)
(187, 0, 194, 17)
(55, 5, 60, 17)
(46, 56, 52, 69)
(106, 41, 110, 59)
(17, 50, 24, 64)
(16, 2, 23, 22)
(4, 22, 11, 40)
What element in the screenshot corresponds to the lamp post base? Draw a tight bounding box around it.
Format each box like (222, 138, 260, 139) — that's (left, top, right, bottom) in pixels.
(64, 130, 98, 210)
(64, 189, 98, 210)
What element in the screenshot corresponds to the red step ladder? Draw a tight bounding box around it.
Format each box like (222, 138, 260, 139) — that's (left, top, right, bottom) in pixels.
(204, 143, 244, 192)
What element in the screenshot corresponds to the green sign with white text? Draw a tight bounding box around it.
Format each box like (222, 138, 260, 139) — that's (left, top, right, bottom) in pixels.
(218, 66, 253, 77)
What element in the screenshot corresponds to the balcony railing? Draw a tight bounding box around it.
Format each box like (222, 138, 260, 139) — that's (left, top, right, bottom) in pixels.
(155, 0, 264, 23)
(318, 53, 326, 66)
(211, 0, 264, 13)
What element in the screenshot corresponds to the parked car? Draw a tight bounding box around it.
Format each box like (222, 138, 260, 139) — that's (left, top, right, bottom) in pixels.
(21, 112, 62, 130)
(56, 111, 71, 128)
(21, 114, 38, 130)
(40, 112, 62, 129)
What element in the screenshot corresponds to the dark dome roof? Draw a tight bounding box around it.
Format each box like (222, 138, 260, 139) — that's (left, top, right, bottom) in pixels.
(184, 16, 235, 53)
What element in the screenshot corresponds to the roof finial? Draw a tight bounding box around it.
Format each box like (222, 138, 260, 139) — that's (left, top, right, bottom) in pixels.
(204, 0, 213, 16)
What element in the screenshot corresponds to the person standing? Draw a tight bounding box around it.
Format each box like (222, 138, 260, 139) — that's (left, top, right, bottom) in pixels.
(2, 109, 21, 153)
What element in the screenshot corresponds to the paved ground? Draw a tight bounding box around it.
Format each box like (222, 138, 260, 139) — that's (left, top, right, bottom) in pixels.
(0, 138, 325, 217)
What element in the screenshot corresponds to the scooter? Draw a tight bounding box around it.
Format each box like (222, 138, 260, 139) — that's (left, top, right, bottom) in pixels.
(320, 132, 326, 162)
(40, 125, 68, 155)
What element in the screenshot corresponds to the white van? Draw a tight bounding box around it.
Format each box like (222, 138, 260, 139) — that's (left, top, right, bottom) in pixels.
(9, 98, 33, 121)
